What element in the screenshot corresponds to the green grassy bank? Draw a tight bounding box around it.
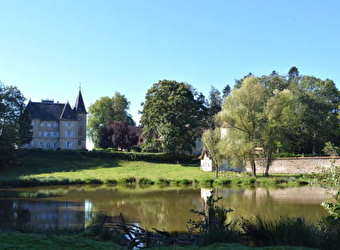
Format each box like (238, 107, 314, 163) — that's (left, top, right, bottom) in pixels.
(0, 232, 318, 250)
(0, 149, 309, 188)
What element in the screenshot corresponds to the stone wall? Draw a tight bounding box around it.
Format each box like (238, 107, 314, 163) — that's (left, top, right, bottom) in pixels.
(245, 157, 340, 174)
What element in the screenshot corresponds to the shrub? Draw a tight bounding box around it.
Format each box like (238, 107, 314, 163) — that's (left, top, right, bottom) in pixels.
(175, 179, 193, 186)
(188, 190, 238, 246)
(275, 178, 288, 185)
(130, 145, 141, 152)
(201, 178, 215, 186)
(119, 177, 136, 185)
(104, 179, 118, 185)
(138, 178, 154, 185)
(240, 216, 319, 248)
(217, 179, 232, 186)
(84, 178, 103, 184)
(156, 178, 171, 186)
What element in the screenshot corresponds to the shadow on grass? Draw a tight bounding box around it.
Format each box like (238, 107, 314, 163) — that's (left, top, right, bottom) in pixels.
(0, 150, 122, 180)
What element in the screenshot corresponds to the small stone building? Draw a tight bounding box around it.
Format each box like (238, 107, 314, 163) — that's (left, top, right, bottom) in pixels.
(199, 149, 246, 172)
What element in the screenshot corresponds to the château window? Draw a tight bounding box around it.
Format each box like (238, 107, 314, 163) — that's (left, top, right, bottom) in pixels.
(66, 131, 73, 137)
(39, 142, 44, 148)
(66, 141, 72, 148)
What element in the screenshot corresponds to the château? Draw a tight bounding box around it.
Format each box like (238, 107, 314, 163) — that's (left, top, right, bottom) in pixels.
(23, 91, 87, 150)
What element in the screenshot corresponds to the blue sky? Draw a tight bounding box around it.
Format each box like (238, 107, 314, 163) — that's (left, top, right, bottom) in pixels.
(1, 0, 339, 125)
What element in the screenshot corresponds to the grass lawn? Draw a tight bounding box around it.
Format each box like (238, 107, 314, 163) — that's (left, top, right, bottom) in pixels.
(27, 161, 214, 183)
(0, 150, 310, 187)
(0, 150, 215, 183)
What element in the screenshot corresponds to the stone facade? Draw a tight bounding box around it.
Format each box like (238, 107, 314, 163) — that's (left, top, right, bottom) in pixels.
(201, 155, 340, 174)
(246, 157, 340, 174)
(22, 91, 87, 150)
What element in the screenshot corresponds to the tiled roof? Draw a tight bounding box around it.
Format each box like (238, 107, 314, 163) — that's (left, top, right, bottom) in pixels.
(27, 101, 77, 121)
(60, 102, 77, 120)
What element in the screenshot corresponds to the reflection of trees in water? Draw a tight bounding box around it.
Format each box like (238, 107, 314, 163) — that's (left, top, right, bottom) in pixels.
(0, 201, 31, 230)
(91, 189, 202, 232)
(0, 200, 15, 231)
(0, 200, 85, 231)
(0, 186, 332, 232)
(216, 187, 329, 222)
(14, 208, 31, 228)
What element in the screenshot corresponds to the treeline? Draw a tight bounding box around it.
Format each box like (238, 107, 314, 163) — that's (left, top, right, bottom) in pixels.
(204, 67, 340, 176)
(1, 66, 340, 168)
(89, 67, 340, 158)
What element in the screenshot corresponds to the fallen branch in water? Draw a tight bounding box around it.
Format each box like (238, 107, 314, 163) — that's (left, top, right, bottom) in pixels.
(87, 213, 194, 249)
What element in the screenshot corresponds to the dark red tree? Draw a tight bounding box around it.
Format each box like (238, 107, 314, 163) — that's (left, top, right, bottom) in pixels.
(99, 120, 138, 150)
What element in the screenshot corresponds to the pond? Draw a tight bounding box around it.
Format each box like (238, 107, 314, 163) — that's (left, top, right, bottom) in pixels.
(0, 185, 333, 232)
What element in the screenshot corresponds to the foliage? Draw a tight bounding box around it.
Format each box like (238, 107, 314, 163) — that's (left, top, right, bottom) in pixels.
(240, 216, 319, 248)
(87, 92, 135, 147)
(141, 139, 162, 153)
(217, 67, 340, 176)
(288, 76, 340, 154)
(222, 84, 231, 98)
(0, 82, 32, 167)
(188, 191, 237, 246)
(323, 141, 339, 156)
(217, 76, 267, 176)
(312, 159, 340, 249)
(140, 80, 207, 154)
(322, 191, 340, 220)
(99, 120, 138, 150)
(205, 86, 223, 128)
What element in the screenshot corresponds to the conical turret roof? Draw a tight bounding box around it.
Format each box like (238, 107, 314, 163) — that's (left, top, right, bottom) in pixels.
(74, 90, 87, 114)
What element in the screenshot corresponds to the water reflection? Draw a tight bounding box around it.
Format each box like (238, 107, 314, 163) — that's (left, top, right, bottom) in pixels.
(0, 200, 84, 231)
(0, 186, 332, 232)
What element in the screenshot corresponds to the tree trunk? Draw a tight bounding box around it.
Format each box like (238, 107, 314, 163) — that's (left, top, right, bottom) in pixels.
(250, 157, 256, 177)
(264, 145, 273, 177)
(215, 163, 219, 178)
(264, 154, 271, 177)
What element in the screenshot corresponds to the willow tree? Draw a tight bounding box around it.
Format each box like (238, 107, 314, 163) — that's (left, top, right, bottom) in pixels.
(202, 128, 225, 177)
(261, 89, 298, 175)
(217, 76, 266, 176)
(217, 76, 297, 176)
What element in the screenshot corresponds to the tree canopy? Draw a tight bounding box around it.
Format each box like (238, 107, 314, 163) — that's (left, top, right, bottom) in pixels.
(140, 80, 206, 154)
(216, 68, 340, 176)
(0, 82, 32, 167)
(99, 120, 138, 150)
(87, 92, 135, 148)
